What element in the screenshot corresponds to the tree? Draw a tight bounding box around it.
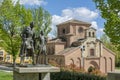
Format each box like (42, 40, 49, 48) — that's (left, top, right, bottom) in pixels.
(30, 7, 52, 59)
(100, 34, 120, 67)
(0, 0, 52, 67)
(93, 0, 120, 49)
(100, 34, 111, 49)
(0, 0, 32, 67)
(31, 7, 52, 37)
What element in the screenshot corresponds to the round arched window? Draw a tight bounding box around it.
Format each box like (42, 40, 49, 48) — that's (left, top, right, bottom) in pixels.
(78, 27, 83, 33)
(62, 28, 66, 34)
(90, 49, 94, 56)
(89, 32, 91, 37)
(92, 32, 95, 37)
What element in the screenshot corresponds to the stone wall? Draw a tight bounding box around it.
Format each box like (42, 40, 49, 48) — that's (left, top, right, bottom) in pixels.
(107, 71, 120, 80)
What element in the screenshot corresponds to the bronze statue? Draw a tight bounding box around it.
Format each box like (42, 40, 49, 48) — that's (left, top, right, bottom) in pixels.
(19, 22, 35, 65)
(19, 22, 48, 66)
(36, 31, 48, 64)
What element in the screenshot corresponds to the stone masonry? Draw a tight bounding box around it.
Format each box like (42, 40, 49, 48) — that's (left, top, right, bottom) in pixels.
(46, 19, 115, 73)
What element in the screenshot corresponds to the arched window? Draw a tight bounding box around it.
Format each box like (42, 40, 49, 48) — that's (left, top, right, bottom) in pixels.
(90, 49, 95, 56)
(0, 51, 3, 61)
(52, 47, 55, 54)
(104, 57, 107, 73)
(70, 58, 74, 68)
(50, 47, 52, 55)
(89, 32, 91, 37)
(0, 51, 3, 56)
(62, 28, 66, 34)
(58, 59, 63, 67)
(46, 47, 49, 54)
(48, 58, 50, 62)
(109, 57, 112, 71)
(77, 58, 81, 68)
(92, 32, 95, 37)
(78, 27, 83, 33)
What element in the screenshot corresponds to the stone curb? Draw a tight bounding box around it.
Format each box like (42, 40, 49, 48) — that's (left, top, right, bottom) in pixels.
(0, 65, 13, 71)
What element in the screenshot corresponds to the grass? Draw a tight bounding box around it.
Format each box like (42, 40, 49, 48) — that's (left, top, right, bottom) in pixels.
(116, 67, 120, 69)
(0, 70, 13, 80)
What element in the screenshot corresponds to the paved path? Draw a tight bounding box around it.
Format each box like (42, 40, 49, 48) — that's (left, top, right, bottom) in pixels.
(0, 65, 13, 71)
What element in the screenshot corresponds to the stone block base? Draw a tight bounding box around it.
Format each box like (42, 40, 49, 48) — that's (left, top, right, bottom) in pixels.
(13, 66, 60, 80)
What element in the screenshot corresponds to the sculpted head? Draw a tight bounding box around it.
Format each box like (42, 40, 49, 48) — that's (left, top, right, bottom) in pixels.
(30, 22, 34, 28)
(40, 31, 44, 35)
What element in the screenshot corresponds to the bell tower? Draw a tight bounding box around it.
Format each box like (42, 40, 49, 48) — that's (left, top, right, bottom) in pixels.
(86, 27, 96, 38)
(56, 19, 91, 47)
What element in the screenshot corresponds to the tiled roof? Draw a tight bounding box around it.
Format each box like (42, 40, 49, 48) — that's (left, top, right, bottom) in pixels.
(47, 38, 65, 44)
(57, 19, 91, 26)
(56, 47, 80, 55)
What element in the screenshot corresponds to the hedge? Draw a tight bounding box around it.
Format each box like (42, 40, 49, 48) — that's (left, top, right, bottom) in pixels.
(51, 70, 106, 80)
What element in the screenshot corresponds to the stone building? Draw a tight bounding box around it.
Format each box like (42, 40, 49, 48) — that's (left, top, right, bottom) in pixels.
(46, 19, 115, 73)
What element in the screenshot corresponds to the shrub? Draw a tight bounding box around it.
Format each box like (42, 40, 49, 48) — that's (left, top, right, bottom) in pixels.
(88, 66, 95, 73)
(49, 61, 106, 80)
(51, 70, 106, 80)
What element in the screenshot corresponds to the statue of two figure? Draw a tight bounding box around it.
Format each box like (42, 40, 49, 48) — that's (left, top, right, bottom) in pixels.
(19, 22, 47, 66)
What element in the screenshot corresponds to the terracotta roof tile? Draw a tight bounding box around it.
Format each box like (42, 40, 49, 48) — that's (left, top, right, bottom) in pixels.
(57, 19, 91, 26)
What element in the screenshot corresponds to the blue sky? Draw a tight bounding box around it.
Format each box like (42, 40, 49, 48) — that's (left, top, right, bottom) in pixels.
(43, 0, 97, 15)
(12, 0, 105, 38)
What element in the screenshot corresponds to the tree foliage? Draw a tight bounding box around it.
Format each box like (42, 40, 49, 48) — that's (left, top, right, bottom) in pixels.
(30, 7, 52, 55)
(100, 34, 120, 67)
(31, 7, 52, 37)
(0, 0, 32, 66)
(93, 0, 120, 49)
(0, 0, 51, 66)
(100, 34, 111, 49)
(0, 0, 52, 66)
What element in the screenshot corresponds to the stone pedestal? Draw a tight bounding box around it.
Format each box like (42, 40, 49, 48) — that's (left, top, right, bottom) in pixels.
(13, 65, 60, 80)
(107, 71, 120, 80)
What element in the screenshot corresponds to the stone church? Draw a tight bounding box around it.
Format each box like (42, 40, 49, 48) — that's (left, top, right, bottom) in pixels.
(46, 19, 115, 73)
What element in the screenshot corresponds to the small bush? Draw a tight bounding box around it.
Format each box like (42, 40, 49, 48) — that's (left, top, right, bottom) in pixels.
(51, 70, 106, 80)
(88, 66, 95, 73)
(49, 61, 106, 80)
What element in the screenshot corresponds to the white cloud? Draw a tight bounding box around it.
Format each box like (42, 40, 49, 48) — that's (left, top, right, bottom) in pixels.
(99, 28, 104, 32)
(12, 0, 46, 6)
(90, 21, 104, 38)
(50, 7, 102, 38)
(52, 7, 99, 27)
(97, 28, 104, 39)
(61, 7, 98, 21)
(91, 21, 98, 29)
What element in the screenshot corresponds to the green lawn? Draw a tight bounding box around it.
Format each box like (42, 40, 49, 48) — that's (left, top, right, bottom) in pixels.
(116, 67, 120, 69)
(0, 70, 13, 80)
